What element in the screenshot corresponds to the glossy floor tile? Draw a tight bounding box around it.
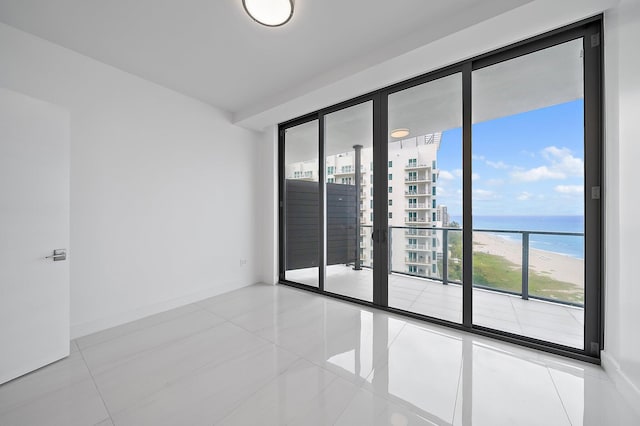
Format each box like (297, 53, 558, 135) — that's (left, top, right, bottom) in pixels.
(287, 265, 584, 348)
(0, 283, 637, 425)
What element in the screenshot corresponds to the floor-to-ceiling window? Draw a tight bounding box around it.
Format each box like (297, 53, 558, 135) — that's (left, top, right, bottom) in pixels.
(471, 39, 587, 349)
(279, 17, 602, 362)
(386, 72, 463, 324)
(281, 119, 320, 287)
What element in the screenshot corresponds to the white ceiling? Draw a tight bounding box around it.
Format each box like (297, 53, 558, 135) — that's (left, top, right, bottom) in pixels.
(284, 37, 584, 163)
(0, 0, 532, 119)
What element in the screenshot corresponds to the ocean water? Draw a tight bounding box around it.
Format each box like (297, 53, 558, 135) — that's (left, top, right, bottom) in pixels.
(450, 215, 584, 259)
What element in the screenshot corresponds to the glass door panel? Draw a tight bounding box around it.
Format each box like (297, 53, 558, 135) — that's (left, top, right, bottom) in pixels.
(283, 120, 320, 287)
(387, 73, 463, 323)
(471, 39, 585, 349)
(324, 101, 374, 302)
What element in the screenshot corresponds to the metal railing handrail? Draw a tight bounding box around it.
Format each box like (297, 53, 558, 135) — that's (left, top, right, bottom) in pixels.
(355, 224, 584, 307)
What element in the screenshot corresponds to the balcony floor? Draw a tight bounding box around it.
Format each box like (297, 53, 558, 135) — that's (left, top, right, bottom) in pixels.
(286, 265, 584, 349)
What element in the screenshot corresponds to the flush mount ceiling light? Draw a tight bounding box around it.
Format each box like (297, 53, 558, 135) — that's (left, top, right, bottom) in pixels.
(243, 0, 294, 27)
(390, 128, 410, 138)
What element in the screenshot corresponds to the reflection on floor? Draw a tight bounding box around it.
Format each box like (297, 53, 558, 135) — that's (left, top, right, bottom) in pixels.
(0, 283, 636, 425)
(286, 265, 584, 349)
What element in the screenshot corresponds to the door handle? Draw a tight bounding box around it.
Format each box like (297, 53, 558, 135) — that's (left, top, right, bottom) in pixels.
(371, 230, 387, 243)
(45, 249, 67, 261)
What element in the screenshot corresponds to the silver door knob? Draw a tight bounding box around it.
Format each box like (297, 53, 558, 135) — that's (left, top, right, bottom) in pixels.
(45, 249, 67, 261)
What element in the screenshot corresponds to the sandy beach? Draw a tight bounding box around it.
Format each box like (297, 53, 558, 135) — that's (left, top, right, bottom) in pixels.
(473, 232, 584, 288)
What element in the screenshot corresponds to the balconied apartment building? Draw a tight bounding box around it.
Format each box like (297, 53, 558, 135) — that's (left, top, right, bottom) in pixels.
(286, 132, 448, 279)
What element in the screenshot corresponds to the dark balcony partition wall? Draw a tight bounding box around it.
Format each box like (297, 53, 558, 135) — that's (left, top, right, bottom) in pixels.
(285, 180, 357, 270)
(326, 183, 358, 265)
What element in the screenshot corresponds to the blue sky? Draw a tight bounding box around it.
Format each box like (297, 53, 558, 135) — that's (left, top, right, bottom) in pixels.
(436, 100, 585, 216)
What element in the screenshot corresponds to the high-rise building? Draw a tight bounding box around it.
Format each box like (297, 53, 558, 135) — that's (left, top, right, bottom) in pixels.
(287, 132, 444, 279)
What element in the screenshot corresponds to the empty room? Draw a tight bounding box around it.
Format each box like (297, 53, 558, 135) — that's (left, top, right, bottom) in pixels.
(1, 0, 639, 425)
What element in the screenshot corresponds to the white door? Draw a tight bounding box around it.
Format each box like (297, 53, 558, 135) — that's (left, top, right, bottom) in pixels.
(0, 88, 70, 384)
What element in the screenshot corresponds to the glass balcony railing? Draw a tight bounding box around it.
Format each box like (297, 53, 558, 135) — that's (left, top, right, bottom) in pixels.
(406, 203, 428, 209)
(405, 217, 429, 223)
(351, 225, 584, 307)
(405, 163, 430, 169)
(405, 176, 429, 183)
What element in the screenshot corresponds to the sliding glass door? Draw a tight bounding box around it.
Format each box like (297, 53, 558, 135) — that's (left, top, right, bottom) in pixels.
(324, 101, 374, 301)
(386, 73, 464, 323)
(279, 18, 602, 362)
(471, 39, 587, 349)
(282, 120, 320, 287)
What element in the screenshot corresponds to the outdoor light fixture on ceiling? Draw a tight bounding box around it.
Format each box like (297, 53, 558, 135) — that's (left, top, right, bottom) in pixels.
(391, 128, 410, 138)
(243, 0, 294, 27)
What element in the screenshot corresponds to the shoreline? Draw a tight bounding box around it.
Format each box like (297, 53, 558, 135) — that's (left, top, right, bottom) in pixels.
(472, 232, 584, 288)
(497, 234, 583, 260)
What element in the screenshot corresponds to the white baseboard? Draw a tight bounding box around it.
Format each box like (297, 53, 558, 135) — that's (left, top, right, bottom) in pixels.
(601, 350, 640, 416)
(70, 281, 260, 339)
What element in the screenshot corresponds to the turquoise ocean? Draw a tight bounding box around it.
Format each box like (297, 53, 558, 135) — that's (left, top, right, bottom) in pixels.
(450, 215, 584, 260)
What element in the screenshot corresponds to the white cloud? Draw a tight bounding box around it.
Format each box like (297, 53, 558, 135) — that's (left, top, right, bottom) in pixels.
(555, 185, 583, 194)
(472, 173, 480, 181)
(439, 170, 454, 180)
(473, 189, 499, 200)
(542, 146, 583, 177)
(486, 160, 510, 169)
(511, 146, 583, 182)
(453, 169, 463, 177)
(517, 192, 532, 201)
(487, 178, 504, 186)
(472, 154, 486, 161)
(511, 166, 566, 182)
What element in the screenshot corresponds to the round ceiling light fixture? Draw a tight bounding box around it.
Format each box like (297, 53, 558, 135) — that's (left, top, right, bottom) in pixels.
(243, 0, 294, 27)
(390, 128, 410, 138)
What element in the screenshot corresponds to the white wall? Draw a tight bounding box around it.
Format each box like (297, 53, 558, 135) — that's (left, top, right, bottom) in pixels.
(602, 0, 640, 406)
(0, 22, 264, 338)
(258, 126, 279, 285)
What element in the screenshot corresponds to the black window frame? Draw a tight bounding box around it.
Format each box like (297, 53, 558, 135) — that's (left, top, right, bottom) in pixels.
(278, 16, 602, 364)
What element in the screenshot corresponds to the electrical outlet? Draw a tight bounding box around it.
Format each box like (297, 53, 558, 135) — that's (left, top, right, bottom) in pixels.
(240, 259, 247, 266)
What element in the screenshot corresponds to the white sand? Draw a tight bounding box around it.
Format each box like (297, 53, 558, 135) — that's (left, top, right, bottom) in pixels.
(473, 232, 584, 288)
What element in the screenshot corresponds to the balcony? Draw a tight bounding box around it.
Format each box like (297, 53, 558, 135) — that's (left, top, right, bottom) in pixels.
(406, 244, 428, 251)
(405, 163, 430, 170)
(404, 190, 429, 196)
(405, 203, 428, 210)
(333, 165, 366, 176)
(333, 168, 353, 176)
(405, 176, 430, 183)
(405, 256, 429, 265)
(405, 217, 429, 224)
(286, 227, 586, 351)
(405, 229, 429, 237)
(290, 171, 315, 180)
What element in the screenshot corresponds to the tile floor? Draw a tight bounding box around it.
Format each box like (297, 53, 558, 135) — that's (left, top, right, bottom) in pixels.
(287, 265, 584, 348)
(0, 283, 637, 425)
